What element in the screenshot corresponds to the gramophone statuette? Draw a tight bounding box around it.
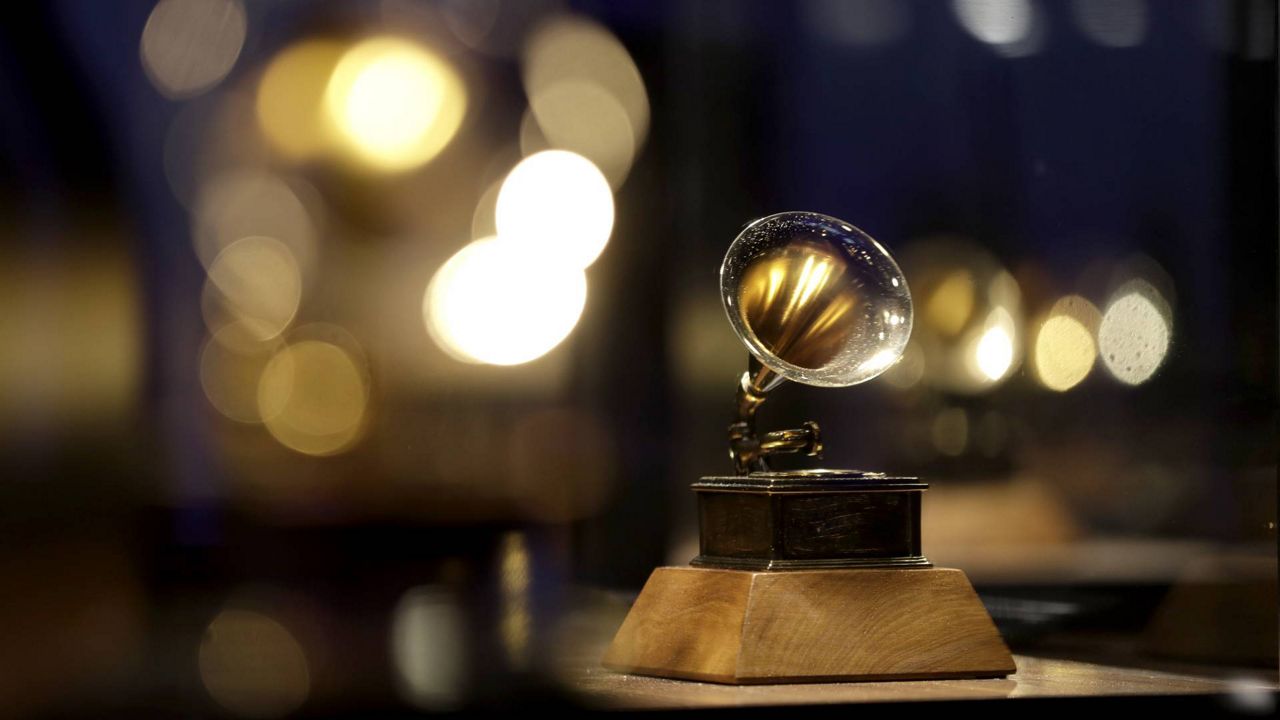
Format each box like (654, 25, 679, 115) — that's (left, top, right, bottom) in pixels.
(723, 212, 911, 473)
(604, 211, 1014, 684)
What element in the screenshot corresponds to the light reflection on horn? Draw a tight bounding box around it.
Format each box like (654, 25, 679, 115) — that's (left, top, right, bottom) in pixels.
(735, 241, 863, 371)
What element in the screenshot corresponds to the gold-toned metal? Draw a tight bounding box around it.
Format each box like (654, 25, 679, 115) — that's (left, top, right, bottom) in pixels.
(735, 239, 864, 371)
(722, 212, 911, 475)
(729, 357, 822, 474)
(726, 238, 867, 473)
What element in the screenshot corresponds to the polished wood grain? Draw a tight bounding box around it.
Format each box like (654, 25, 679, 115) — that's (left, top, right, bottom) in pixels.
(603, 566, 1015, 684)
(563, 588, 1279, 708)
(576, 655, 1274, 708)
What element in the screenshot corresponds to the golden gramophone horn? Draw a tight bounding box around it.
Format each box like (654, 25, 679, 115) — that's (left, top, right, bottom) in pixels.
(719, 211, 912, 473)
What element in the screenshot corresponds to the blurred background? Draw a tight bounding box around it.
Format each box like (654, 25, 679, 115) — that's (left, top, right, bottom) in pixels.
(0, 0, 1275, 715)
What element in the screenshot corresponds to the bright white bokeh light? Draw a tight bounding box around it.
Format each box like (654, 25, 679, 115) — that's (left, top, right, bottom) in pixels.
(495, 150, 614, 269)
(975, 325, 1014, 381)
(325, 37, 467, 172)
(425, 237, 587, 365)
(141, 0, 246, 99)
(522, 15, 650, 159)
(528, 81, 636, 187)
(204, 236, 302, 342)
(1098, 281, 1171, 385)
(952, 0, 1043, 57)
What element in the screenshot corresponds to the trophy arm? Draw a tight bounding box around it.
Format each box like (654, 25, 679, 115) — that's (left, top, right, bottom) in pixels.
(728, 357, 823, 474)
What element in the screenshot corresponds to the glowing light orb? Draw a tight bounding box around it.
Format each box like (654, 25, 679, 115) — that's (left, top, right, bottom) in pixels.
(1099, 281, 1171, 385)
(495, 151, 614, 269)
(258, 339, 369, 456)
(204, 236, 302, 343)
(257, 40, 346, 161)
(974, 324, 1014, 381)
(1033, 295, 1100, 392)
(325, 37, 466, 172)
(141, 0, 246, 99)
(199, 610, 310, 718)
(425, 237, 587, 366)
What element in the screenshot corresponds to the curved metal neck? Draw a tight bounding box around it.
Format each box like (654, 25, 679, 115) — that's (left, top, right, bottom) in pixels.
(728, 356, 823, 474)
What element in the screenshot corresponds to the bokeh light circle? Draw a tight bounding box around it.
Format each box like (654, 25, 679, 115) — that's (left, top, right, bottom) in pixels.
(325, 37, 467, 172)
(425, 237, 587, 366)
(495, 150, 614, 270)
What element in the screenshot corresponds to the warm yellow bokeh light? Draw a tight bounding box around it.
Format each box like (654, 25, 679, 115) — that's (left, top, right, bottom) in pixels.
(974, 325, 1014, 381)
(495, 150, 614, 269)
(256, 40, 346, 161)
(499, 532, 531, 669)
(1034, 316, 1095, 391)
(199, 325, 281, 424)
(925, 269, 975, 337)
(425, 237, 587, 366)
(258, 340, 369, 456)
(1099, 280, 1171, 385)
(204, 236, 302, 343)
(528, 81, 637, 188)
(1033, 295, 1101, 392)
(193, 169, 318, 272)
(391, 587, 466, 711)
(141, 0, 246, 99)
(523, 15, 650, 161)
(326, 37, 466, 172)
(199, 609, 310, 718)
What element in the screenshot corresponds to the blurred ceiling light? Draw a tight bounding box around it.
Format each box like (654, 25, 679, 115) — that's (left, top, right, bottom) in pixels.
(258, 338, 370, 456)
(528, 82, 636, 188)
(499, 532, 531, 669)
(141, 0, 247, 99)
(204, 236, 302, 343)
(1032, 295, 1100, 392)
(199, 609, 310, 718)
(974, 322, 1014, 382)
(900, 239, 1023, 394)
(256, 40, 346, 161)
(325, 36, 467, 172)
(1070, 0, 1147, 48)
(495, 150, 614, 269)
(1098, 279, 1171, 385)
(522, 15, 649, 169)
(194, 169, 319, 273)
(925, 269, 975, 337)
(391, 586, 466, 711)
(425, 237, 587, 366)
(803, 0, 912, 47)
(951, 0, 1045, 57)
(200, 326, 282, 423)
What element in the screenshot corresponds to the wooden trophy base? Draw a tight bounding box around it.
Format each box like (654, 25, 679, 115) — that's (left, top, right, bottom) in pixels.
(603, 565, 1015, 684)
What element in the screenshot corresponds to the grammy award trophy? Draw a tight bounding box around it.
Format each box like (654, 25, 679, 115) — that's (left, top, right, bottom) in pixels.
(604, 211, 1015, 684)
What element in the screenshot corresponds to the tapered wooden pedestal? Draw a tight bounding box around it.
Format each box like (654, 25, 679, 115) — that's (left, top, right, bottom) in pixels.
(604, 566, 1015, 684)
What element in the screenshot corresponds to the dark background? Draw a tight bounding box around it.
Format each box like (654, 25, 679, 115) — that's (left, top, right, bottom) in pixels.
(0, 0, 1274, 715)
